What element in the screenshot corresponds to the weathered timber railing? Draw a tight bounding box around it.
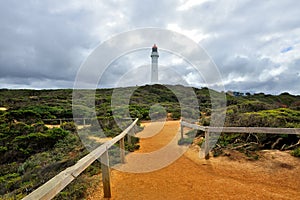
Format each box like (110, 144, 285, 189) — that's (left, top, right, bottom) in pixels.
(42, 117, 134, 126)
(180, 120, 300, 160)
(43, 118, 93, 126)
(22, 118, 138, 200)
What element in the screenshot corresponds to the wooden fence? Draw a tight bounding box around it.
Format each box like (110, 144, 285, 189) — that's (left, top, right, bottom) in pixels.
(42, 117, 135, 126)
(22, 118, 138, 200)
(42, 118, 92, 126)
(180, 120, 300, 160)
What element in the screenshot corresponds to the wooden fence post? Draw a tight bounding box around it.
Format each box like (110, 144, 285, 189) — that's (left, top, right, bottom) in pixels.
(127, 134, 132, 145)
(120, 137, 125, 164)
(204, 129, 210, 160)
(127, 129, 132, 145)
(100, 148, 111, 198)
(180, 122, 184, 139)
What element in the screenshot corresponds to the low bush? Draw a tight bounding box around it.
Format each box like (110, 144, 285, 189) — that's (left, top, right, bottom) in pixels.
(291, 147, 300, 157)
(178, 138, 193, 145)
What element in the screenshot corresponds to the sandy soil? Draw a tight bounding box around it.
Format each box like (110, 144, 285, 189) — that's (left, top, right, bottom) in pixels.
(44, 124, 61, 128)
(87, 121, 300, 200)
(44, 124, 91, 129)
(88, 136, 112, 143)
(0, 107, 7, 111)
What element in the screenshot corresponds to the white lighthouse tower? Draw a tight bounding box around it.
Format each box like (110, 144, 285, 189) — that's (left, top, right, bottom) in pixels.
(151, 44, 159, 84)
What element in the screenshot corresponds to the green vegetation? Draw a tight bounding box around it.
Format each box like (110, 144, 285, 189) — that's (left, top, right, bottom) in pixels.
(199, 93, 300, 159)
(0, 88, 140, 199)
(0, 85, 300, 199)
(178, 138, 194, 145)
(178, 130, 198, 145)
(291, 147, 300, 157)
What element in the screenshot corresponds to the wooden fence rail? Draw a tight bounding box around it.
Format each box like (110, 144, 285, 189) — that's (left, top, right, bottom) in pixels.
(42, 117, 135, 126)
(22, 118, 138, 200)
(181, 120, 300, 160)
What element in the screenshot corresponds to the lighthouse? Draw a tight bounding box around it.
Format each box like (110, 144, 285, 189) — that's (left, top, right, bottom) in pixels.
(151, 44, 159, 84)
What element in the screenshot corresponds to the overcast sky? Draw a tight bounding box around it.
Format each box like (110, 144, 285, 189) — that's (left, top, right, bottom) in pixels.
(1, 0, 300, 94)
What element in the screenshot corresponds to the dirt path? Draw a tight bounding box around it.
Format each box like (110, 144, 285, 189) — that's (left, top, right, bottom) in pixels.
(88, 121, 300, 200)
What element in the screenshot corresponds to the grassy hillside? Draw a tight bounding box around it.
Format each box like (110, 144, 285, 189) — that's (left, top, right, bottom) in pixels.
(0, 85, 300, 199)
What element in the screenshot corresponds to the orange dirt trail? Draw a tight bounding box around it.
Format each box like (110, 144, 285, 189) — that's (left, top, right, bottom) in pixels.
(88, 121, 300, 200)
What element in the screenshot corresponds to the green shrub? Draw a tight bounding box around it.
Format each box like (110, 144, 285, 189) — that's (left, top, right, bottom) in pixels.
(54, 176, 87, 200)
(291, 147, 300, 157)
(186, 130, 197, 138)
(197, 139, 204, 147)
(125, 143, 140, 152)
(200, 117, 210, 126)
(178, 138, 193, 145)
(171, 111, 181, 120)
(46, 128, 69, 140)
(0, 173, 21, 193)
(60, 122, 76, 132)
(0, 146, 7, 153)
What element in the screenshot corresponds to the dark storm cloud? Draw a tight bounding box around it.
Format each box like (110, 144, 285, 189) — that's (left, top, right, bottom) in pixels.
(0, 0, 299, 94)
(174, 0, 300, 94)
(0, 0, 95, 86)
(123, 0, 179, 27)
